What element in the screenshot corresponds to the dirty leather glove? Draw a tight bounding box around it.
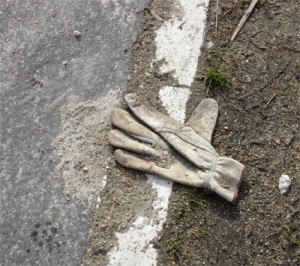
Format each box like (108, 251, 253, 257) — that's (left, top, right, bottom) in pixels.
(108, 94, 245, 203)
(123, 93, 246, 202)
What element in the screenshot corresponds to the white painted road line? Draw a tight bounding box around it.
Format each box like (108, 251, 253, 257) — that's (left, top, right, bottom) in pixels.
(159, 86, 191, 123)
(156, 0, 209, 86)
(108, 176, 172, 265)
(108, 1, 210, 265)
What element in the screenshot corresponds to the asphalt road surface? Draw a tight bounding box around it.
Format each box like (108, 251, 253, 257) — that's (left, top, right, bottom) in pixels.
(0, 0, 149, 265)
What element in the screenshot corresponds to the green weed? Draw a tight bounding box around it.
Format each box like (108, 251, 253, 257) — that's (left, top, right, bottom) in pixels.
(185, 188, 203, 207)
(205, 66, 233, 92)
(283, 225, 300, 245)
(198, 229, 210, 239)
(166, 239, 183, 260)
(174, 206, 185, 220)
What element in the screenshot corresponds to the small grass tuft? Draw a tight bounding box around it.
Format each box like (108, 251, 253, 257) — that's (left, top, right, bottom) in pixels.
(185, 188, 203, 208)
(283, 225, 300, 245)
(166, 239, 183, 260)
(198, 229, 210, 239)
(205, 66, 233, 92)
(174, 206, 186, 220)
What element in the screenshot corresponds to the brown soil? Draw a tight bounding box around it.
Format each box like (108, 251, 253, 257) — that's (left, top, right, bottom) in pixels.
(156, 1, 299, 265)
(84, 0, 300, 265)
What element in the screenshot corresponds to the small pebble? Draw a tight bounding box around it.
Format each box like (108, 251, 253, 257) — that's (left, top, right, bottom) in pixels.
(73, 30, 81, 39)
(244, 75, 252, 83)
(279, 174, 291, 195)
(62, 60, 69, 66)
(207, 41, 214, 49)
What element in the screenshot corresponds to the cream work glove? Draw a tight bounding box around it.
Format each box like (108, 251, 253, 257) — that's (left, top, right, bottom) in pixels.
(108, 94, 245, 203)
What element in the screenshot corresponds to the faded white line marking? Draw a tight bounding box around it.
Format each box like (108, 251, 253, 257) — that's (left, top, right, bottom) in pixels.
(159, 86, 191, 122)
(108, 176, 172, 266)
(156, 0, 209, 86)
(108, 0, 209, 264)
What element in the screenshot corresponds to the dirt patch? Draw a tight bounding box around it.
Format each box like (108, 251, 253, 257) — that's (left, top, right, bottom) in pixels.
(83, 167, 157, 266)
(54, 89, 159, 266)
(54, 89, 120, 206)
(128, 0, 178, 109)
(151, 0, 299, 265)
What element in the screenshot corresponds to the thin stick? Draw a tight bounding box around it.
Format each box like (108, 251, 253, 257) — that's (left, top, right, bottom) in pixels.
(145, 7, 163, 22)
(215, 0, 219, 36)
(213, 132, 223, 140)
(230, 0, 258, 41)
(263, 93, 277, 109)
(243, 156, 265, 163)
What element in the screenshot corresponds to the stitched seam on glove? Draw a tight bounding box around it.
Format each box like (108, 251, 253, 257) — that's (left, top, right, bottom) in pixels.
(130, 134, 157, 148)
(156, 127, 217, 155)
(203, 155, 218, 190)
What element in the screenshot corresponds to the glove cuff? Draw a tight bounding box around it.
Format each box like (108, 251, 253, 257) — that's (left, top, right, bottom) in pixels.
(203, 156, 245, 203)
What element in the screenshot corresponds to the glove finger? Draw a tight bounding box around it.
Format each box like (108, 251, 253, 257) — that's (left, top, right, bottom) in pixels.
(115, 149, 242, 203)
(186, 98, 218, 143)
(125, 93, 183, 130)
(111, 108, 169, 151)
(108, 129, 162, 159)
(114, 149, 203, 187)
(124, 93, 217, 166)
(114, 149, 162, 174)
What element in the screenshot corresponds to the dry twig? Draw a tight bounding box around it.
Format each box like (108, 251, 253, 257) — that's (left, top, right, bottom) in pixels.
(215, 0, 219, 36)
(231, 0, 258, 41)
(263, 93, 277, 109)
(145, 7, 163, 21)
